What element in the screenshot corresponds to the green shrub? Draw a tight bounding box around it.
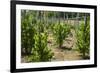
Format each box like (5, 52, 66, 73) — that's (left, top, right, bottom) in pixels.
(28, 32, 54, 62)
(76, 18, 90, 58)
(53, 23, 70, 48)
(21, 11, 36, 55)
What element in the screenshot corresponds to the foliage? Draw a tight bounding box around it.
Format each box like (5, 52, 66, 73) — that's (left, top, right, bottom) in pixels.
(28, 32, 54, 62)
(53, 23, 70, 48)
(21, 11, 36, 55)
(76, 17, 90, 58)
(21, 10, 54, 62)
(21, 10, 90, 62)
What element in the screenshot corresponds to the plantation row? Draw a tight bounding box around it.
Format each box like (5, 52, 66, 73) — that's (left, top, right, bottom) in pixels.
(21, 10, 90, 62)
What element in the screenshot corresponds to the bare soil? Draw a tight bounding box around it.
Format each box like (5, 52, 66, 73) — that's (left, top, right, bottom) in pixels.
(47, 29, 84, 61)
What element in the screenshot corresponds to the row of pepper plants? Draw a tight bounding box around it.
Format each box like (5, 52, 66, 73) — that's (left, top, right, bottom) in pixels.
(21, 10, 90, 62)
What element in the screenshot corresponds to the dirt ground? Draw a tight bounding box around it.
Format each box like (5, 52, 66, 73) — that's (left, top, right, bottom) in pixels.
(47, 29, 84, 61)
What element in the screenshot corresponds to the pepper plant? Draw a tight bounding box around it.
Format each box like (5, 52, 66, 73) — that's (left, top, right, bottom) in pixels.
(21, 11, 36, 55)
(53, 22, 70, 48)
(76, 16, 90, 58)
(28, 32, 54, 62)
